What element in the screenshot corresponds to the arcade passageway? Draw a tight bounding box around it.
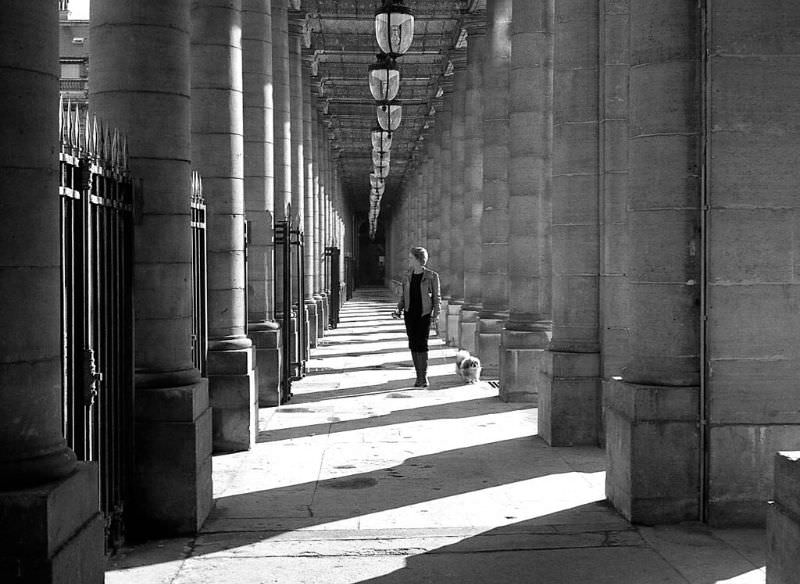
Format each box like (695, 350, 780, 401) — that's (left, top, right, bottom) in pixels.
(106, 290, 765, 584)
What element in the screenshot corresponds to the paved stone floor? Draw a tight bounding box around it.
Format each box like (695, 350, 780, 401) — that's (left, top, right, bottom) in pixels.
(107, 288, 766, 584)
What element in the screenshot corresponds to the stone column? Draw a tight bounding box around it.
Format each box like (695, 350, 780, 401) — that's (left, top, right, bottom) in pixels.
(537, 0, 601, 446)
(192, 0, 257, 453)
(318, 134, 329, 330)
(476, 0, 512, 378)
(605, 0, 702, 524)
(428, 131, 442, 274)
(499, 0, 554, 403)
(243, 0, 281, 407)
(439, 104, 453, 340)
(447, 57, 468, 347)
(289, 12, 307, 376)
(459, 17, 487, 354)
(0, 3, 104, 580)
(312, 108, 325, 340)
(91, 0, 212, 535)
(302, 62, 318, 348)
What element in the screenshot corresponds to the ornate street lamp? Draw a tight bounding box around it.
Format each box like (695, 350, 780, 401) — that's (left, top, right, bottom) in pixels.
(371, 128, 392, 151)
(370, 173, 384, 189)
(368, 54, 400, 102)
(377, 102, 402, 132)
(373, 160, 390, 178)
(372, 150, 390, 166)
(375, 0, 415, 56)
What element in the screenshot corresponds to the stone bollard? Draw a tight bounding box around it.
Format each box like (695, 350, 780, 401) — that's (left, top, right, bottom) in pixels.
(767, 451, 800, 584)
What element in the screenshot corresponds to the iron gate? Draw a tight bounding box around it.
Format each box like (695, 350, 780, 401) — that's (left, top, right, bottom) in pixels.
(190, 171, 208, 377)
(274, 208, 306, 403)
(325, 246, 341, 328)
(59, 102, 134, 551)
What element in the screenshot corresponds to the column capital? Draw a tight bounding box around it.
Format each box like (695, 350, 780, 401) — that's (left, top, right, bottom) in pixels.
(289, 10, 311, 47)
(462, 13, 487, 37)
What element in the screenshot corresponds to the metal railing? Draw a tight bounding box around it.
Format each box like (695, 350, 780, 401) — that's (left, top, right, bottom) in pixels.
(190, 172, 208, 377)
(59, 100, 134, 552)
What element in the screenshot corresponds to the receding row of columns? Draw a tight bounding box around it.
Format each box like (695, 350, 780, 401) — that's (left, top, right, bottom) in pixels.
(389, 0, 800, 530)
(0, 1, 349, 578)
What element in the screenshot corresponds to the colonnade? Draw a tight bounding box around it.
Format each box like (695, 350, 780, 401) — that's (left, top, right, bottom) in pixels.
(0, 2, 348, 579)
(389, 0, 800, 530)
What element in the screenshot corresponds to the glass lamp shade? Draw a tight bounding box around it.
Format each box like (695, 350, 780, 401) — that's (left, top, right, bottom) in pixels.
(373, 163, 390, 178)
(377, 103, 402, 131)
(372, 150, 390, 166)
(371, 128, 392, 151)
(369, 173, 384, 189)
(375, 2, 414, 56)
(368, 58, 400, 102)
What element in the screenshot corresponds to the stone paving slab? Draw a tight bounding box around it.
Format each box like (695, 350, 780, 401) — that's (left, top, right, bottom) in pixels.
(107, 288, 766, 584)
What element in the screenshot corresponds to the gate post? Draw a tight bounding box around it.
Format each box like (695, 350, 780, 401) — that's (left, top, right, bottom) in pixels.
(0, 3, 104, 582)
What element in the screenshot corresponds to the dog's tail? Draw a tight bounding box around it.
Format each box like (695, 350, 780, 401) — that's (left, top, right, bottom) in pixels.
(455, 349, 471, 367)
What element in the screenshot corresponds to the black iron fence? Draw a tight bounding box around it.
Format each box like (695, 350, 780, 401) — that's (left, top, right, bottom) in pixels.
(59, 101, 134, 552)
(325, 246, 341, 328)
(190, 171, 208, 377)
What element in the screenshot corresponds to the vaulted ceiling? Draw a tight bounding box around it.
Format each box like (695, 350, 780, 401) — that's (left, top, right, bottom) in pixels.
(303, 0, 485, 215)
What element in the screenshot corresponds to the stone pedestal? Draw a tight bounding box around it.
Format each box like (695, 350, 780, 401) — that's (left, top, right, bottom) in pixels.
(319, 293, 329, 333)
(537, 351, 600, 446)
(439, 298, 450, 342)
(133, 378, 212, 535)
(0, 464, 105, 584)
(603, 378, 699, 523)
(250, 325, 281, 407)
(476, 313, 506, 378)
(208, 347, 258, 452)
(314, 295, 325, 340)
(306, 301, 319, 348)
(459, 307, 479, 354)
(767, 452, 800, 584)
(498, 325, 550, 403)
(446, 301, 463, 348)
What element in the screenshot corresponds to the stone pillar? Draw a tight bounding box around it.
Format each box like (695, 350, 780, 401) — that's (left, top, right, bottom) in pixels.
(312, 108, 326, 340)
(302, 62, 319, 349)
(439, 104, 453, 340)
(459, 17, 487, 354)
(537, 0, 601, 446)
(192, 0, 257, 453)
(428, 131, 442, 276)
(476, 0, 512, 378)
(447, 58, 468, 348)
(318, 135, 329, 330)
(0, 3, 104, 580)
(498, 0, 554, 403)
(768, 452, 800, 583)
(604, 0, 702, 523)
(289, 13, 307, 376)
(243, 0, 281, 407)
(91, 0, 212, 535)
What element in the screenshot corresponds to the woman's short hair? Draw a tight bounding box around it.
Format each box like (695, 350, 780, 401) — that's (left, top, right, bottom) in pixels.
(410, 246, 428, 266)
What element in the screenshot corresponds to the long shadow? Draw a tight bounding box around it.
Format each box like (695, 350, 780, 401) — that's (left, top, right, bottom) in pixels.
(290, 372, 468, 403)
(258, 396, 535, 443)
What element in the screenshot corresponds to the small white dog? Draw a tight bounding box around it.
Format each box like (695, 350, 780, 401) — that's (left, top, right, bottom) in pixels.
(455, 350, 482, 383)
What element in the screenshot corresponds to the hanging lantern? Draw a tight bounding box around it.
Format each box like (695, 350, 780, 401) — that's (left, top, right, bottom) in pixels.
(371, 128, 392, 151)
(372, 150, 390, 166)
(369, 173, 384, 189)
(377, 102, 402, 131)
(375, 0, 415, 56)
(373, 163, 390, 178)
(368, 54, 400, 102)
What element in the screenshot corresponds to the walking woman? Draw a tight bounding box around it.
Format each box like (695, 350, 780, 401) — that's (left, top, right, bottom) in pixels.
(394, 247, 441, 387)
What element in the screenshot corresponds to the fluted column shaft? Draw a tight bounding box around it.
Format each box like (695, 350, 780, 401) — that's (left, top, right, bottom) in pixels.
(439, 105, 453, 298)
(450, 66, 467, 302)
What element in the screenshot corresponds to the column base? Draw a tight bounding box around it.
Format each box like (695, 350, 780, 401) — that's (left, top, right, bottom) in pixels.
(768, 452, 800, 584)
(0, 463, 104, 584)
(476, 314, 506, 378)
(446, 301, 463, 347)
(538, 350, 600, 446)
(208, 346, 258, 453)
(603, 378, 699, 524)
(439, 298, 450, 342)
(306, 300, 318, 349)
(498, 326, 551, 403)
(314, 295, 325, 340)
(132, 377, 213, 535)
(320, 293, 329, 331)
(459, 307, 479, 353)
(250, 324, 281, 407)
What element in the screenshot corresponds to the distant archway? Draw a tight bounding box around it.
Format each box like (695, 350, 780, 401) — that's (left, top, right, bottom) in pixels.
(357, 218, 386, 286)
